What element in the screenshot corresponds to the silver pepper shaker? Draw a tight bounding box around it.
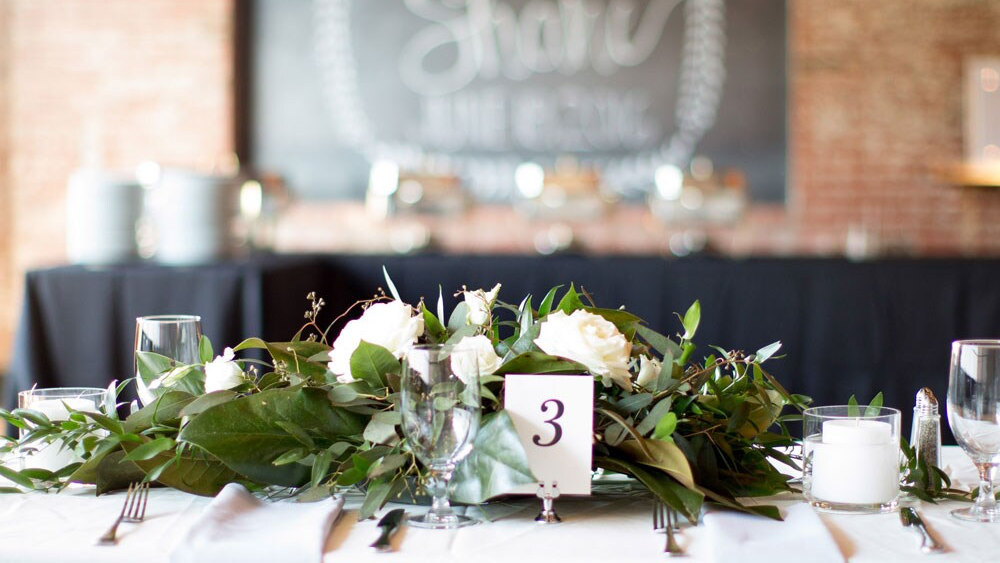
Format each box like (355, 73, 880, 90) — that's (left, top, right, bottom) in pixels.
(910, 387, 941, 469)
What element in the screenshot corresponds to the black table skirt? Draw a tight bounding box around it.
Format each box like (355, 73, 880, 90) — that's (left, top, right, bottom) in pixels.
(12, 254, 999, 442)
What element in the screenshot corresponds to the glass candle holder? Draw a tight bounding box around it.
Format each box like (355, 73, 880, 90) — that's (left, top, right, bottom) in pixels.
(803, 405, 902, 514)
(18, 387, 107, 471)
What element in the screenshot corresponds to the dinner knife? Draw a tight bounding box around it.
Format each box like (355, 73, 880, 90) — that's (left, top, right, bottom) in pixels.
(370, 508, 406, 552)
(900, 507, 944, 553)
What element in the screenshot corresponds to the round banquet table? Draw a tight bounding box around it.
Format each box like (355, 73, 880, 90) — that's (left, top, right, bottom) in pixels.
(0, 447, 997, 563)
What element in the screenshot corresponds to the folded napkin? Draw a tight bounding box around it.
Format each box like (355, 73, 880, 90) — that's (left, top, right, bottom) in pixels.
(703, 503, 844, 563)
(170, 483, 344, 563)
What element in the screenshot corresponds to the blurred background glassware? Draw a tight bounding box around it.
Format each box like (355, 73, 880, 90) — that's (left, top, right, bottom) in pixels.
(65, 169, 142, 265)
(18, 387, 107, 471)
(513, 159, 611, 221)
(400, 345, 481, 529)
(947, 340, 1000, 522)
(149, 170, 237, 265)
(802, 405, 901, 514)
(134, 315, 202, 402)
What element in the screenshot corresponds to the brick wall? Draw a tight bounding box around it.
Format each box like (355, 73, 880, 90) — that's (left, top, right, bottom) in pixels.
(0, 0, 235, 367)
(789, 0, 1000, 255)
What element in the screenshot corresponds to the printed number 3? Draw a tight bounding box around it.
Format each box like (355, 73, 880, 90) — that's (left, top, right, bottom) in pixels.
(532, 399, 564, 447)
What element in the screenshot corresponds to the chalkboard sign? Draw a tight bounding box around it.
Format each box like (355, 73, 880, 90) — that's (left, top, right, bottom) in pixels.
(251, 0, 786, 201)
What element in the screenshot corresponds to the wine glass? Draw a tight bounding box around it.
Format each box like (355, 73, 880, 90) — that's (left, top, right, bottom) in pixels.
(947, 339, 1000, 522)
(134, 315, 202, 402)
(400, 344, 481, 529)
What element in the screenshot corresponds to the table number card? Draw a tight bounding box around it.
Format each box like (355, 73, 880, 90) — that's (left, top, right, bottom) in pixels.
(504, 374, 594, 495)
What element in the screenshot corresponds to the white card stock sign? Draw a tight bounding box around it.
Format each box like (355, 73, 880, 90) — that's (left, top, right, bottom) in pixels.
(504, 374, 594, 495)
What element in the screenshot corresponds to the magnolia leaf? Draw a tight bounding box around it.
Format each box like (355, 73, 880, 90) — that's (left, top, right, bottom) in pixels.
(349, 341, 400, 389)
(595, 456, 703, 523)
(93, 450, 147, 495)
(120, 441, 242, 497)
(451, 411, 537, 503)
(617, 437, 695, 490)
(382, 266, 402, 301)
(124, 391, 195, 434)
(179, 387, 366, 487)
(178, 390, 239, 418)
(681, 301, 701, 340)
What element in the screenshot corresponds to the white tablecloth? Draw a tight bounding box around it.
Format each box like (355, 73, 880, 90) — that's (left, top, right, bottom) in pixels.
(0, 447, 997, 563)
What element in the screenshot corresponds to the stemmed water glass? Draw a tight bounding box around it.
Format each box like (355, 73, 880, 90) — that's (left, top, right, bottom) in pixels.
(947, 340, 1000, 522)
(400, 344, 481, 529)
(134, 315, 202, 399)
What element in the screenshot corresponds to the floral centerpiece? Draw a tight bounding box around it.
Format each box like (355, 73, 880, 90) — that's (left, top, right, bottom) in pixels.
(2, 271, 814, 521)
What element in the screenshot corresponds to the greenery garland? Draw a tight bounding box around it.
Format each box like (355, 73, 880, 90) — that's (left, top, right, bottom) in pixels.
(0, 271, 965, 519)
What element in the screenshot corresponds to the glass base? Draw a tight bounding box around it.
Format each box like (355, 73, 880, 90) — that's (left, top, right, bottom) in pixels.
(407, 512, 478, 529)
(950, 507, 1000, 522)
(809, 499, 898, 514)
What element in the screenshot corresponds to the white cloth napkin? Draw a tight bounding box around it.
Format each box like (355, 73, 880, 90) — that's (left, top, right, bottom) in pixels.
(170, 483, 344, 563)
(702, 503, 844, 563)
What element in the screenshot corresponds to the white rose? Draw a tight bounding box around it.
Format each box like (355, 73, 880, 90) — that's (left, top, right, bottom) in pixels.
(204, 347, 245, 393)
(451, 335, 502, 383)
(464, 283, 501, 326)
(534, 310, 633, 389)
(636, 355, 662, 389)
(327, 300, 424, 383)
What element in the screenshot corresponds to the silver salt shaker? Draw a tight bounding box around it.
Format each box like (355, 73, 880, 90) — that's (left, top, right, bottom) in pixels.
(910, 387, 941, 469)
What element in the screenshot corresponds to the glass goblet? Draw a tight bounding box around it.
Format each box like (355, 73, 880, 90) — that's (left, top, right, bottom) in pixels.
(947, 340, 1000, 522)
(134, 315, 202, 400)
(400, 344, 481, 529)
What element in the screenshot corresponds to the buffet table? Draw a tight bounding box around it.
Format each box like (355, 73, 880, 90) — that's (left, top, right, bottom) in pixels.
(11, 255, 1000, 439)
(0, 447, 994, 563)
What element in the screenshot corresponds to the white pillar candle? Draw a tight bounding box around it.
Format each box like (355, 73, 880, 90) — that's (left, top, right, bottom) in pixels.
(808, 419, 899, 505)
(22, 398, 98, 472)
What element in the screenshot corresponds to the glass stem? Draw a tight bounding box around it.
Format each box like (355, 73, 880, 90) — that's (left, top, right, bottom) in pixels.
(429, 466, 454, 518)
(975, 463, 998, 513)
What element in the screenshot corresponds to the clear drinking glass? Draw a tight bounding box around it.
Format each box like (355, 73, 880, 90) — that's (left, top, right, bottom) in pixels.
(400, 345, 481, 529)
(947, 340, 1000, 522)
(18, 387, 107, 471)
(134, 315, 202, 399)
(802, 405, 901, 514)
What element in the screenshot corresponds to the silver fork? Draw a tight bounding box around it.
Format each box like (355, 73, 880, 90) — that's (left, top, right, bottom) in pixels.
(653, 499, 684, 557)
(97, 482, 150, 545)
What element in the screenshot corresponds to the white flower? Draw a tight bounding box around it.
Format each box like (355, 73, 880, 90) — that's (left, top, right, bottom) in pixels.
(451, 335, 502, 383)
(204, 347, 245, 393)
(636, 355, 663, 389)
(327, 300, 424, 383)
(464, 284, 501, 326)
(534, 310, 633, 389)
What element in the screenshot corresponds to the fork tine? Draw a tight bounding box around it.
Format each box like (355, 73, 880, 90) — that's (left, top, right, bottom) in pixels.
(136, 483, 150, 520)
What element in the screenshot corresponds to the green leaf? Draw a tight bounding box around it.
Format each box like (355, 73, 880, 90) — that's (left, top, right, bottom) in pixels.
(178, 391, 238, 418)
(652, 412, 678, 441)
(120, 441, 242, 496)
(80, 411, 124, 435)
(555, 284, 585, 314)
(636, 325, 683, 359)
(328, 385, 359, 404)
(272, 448, 309, 466)
(422, 303, 448, 343)
(349, 341, 400, 390)
(537, 285, 563, 318)
(359, 477, 406, 521)
(369, 453, 408, 479)
(616, 393, 653, 414)
(232, 338, 329, 382)
(136, 351, 174, 383)
(585, 307, 643, 333)
(755, 341, 782, 363)
(363, 418, 398, 445)
(447, 302, 470, 332)
(275, 421, 315, 449)
(0, 466, 34, 489)
(495, 352, 587, 375)
(847, 395, 860, 417)
(178, 387, 366, 487)
(123, 437, 176, 462)
(681, 301, 700, 340)
(865, 392, 884, 417)
(311, 450, 333, 488)
(637, 398, 674, 436)
(595, 456, 703, 523)
(451, 411, 537, 504)
(199, 335, 214, 364)
(124, 391, 195, 433)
